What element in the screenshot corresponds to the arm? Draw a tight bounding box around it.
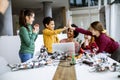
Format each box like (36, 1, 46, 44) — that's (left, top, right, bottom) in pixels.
(43, 28, 66, 36)
(90, 42, 99, 53)
(70, 26, 92, 35)
(97, 35, 109, 53)
(0, 0, 9, 14)
(33, 24, 40, 41)
(75, 28, 92, 35)
(0, 0, 9, 34)
(19, 27, 37, 47)
(75, 41, 80, 53)
(81, 42, 91, 50)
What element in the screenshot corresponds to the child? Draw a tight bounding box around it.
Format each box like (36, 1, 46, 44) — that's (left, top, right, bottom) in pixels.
(19, 9, 40, 62)
(42, 16, 67, 55)
(70, 21, 120, 62)
(81, 34, 98, 54)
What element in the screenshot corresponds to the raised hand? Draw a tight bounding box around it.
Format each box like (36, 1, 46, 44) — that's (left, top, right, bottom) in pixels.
(0, 0, 9, 14)
(67, 19, 72, 28)
(67, 20, 76, 30)
(33, 24, 40, 33)
(63, 26, 68, 30)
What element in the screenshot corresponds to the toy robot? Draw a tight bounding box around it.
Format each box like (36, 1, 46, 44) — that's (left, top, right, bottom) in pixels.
(37, 45, 48, 60)
(7, 46, 50, 71)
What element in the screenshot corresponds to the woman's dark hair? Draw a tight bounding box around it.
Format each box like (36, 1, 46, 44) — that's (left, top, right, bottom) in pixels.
(19, 9, 34, 30)
(71, 24, 79, 38)
(43, 16, 54, 27)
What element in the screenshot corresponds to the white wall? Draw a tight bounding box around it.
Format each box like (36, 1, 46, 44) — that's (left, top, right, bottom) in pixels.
(105, 5, 111, 35)
(0, 34, 67, 64)
(70, 7, 99, 41)
(71, 7, 99, 28)
(110, 4, 120, 42)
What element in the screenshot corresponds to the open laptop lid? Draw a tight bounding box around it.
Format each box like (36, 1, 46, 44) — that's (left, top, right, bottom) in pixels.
(52, 42, 75, 54)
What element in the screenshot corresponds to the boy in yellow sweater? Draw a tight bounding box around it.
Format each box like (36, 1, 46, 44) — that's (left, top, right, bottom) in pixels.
(42, 17, 67, 55)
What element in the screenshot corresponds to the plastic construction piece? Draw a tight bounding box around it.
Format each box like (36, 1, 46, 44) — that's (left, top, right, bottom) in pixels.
(82, 60, 93, 66)
(70, 54, 76, 65)
(7, 61, 45, 71)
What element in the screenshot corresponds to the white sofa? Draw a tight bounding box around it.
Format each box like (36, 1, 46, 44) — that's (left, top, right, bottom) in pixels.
(0, 56, 10, 75)
(0, 34, 67, 76)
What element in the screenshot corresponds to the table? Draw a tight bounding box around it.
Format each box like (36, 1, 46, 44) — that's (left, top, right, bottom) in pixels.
(75, 64, 119, 80)
(0, 65, 58, 80)
(0, 58, 119, 80)
(53, 60, 76, 80)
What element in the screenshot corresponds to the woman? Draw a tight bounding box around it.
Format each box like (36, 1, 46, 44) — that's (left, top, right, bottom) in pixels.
(60, 24, 80, 53)
(19, 9, 40, 62)
(70, 21, 120, 62)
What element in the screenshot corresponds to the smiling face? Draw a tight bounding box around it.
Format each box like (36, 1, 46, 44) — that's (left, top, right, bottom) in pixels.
(89, 26, 100, 37)
(45, 20, 55, 30)
(67, 28, 74, 38)
(26, 13, 35, 25)
(89, 27, 97, 36)
(89, 21, 104, 37)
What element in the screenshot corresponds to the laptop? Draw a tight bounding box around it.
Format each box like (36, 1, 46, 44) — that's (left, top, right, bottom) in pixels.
(52, 42, 75, 55)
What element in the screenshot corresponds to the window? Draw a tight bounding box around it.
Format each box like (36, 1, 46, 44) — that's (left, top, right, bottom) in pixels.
(101, 0, 104, 5)
(69, 0, 98, 8)
(90, 0, 98, 6)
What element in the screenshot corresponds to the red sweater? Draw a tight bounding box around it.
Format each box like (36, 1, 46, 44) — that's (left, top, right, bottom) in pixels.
(75, 28, 119, 53)
(81, 41, 98, 53)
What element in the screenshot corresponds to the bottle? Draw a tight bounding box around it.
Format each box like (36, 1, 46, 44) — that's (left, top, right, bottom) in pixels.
(70, 54, 76, 65)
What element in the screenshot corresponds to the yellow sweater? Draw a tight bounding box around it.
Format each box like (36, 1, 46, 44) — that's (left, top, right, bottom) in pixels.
(43, 28, 64, 53)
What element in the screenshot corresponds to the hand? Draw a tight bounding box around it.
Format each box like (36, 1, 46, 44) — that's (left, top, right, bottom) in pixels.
(84, 39, 89, 46)
(69, 27, 75, 30)
(63, 26, 68, 30)
(67, 20, 76, 30)
(67, 19, 72, 28)
(33, 24, 40, 33)
(0, 0, 9, 14)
